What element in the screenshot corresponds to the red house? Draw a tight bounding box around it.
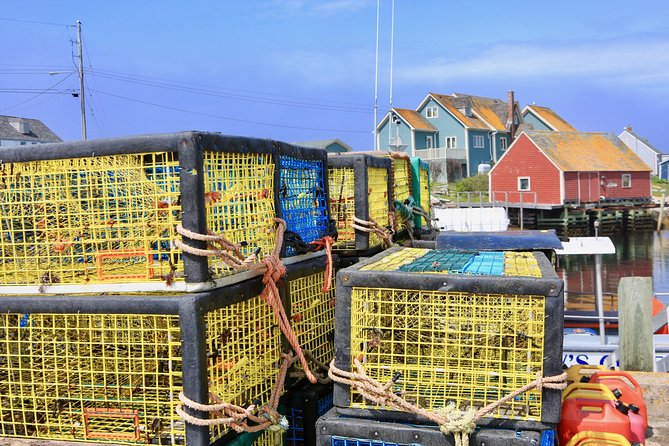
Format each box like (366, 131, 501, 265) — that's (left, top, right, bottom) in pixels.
(489, 131, 652, 207)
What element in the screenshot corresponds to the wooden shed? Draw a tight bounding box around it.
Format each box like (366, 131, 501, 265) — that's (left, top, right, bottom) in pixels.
(489, 131, 652, 207)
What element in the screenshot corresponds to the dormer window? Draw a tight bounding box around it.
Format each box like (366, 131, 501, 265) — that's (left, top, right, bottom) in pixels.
(459, 106, 472, 117)
(426, 107, 438, 118)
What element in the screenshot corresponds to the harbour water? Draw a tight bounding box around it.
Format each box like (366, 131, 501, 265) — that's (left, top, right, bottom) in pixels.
(558, 230, 669, 309)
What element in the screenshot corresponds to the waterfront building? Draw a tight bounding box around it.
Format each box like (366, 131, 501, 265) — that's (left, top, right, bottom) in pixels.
(489, 130, 652, 207)
(376, 91, 522, 181)
(294, 138, 352, 153)
(618, 126, 667, 176)
(0, 115, 61, 147)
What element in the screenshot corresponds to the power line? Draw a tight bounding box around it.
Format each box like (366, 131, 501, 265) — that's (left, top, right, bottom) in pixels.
(0, 17, 73, 27)
(86, 67, 371, 112)
(0, 71, 76, 112)
(90, 88, 369, 134)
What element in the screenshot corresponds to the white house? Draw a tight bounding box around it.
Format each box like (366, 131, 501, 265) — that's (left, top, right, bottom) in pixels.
(618, 126, 665, 176)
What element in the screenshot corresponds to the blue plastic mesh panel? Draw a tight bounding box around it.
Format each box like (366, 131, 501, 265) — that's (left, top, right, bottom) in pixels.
(279, 156, 328, 256)
(331, 438, 419, 446)
(286, 391, 333, 445)
(398, 250, 476, 273)
(461, 252, 505, 276)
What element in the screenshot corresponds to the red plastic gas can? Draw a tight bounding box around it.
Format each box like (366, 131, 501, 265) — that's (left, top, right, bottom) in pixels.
(589, 371, 647, 428)
(627, 403, 646, 445)
(558, 399, 631, 446)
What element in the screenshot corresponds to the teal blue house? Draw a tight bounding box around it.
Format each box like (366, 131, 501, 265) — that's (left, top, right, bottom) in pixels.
(376, 91, 522, 179)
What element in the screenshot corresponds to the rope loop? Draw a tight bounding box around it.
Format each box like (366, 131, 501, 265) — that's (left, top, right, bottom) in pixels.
(176, 353, 294, 433)
(351, 216, 393, 248)
(328, 359, 567, 446)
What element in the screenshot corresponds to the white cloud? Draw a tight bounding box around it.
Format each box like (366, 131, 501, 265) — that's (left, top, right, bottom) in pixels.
(396, 39, 669, 92)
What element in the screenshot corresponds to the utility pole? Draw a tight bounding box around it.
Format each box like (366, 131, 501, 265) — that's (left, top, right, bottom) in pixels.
(76, 20, 87, 140)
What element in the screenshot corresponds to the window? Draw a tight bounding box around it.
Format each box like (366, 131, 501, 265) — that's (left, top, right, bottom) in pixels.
(500, 137, 508, 151)
(622, 174, 631, 188)
(426, 136, 433, 149)
(444, 136, 456, 149)
(518, 177, 530, 191)
(473, 135, 484, 148)
(426, 106, 438, 118)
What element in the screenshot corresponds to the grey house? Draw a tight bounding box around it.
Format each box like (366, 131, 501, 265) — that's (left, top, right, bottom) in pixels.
(0, 115, 62, 147)
(618, 126, 665, 176)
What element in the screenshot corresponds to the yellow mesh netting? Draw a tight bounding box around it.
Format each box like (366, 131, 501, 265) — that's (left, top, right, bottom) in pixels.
(206, 296, 282, 443)
(328, 167, 356, 251)
(367, 167, 390, 248)
(289, 271, 335, 370)
(350, 288, 546, 421)
(419, 165, 431, 217)
(0, 313, 183, 443)
(0, 153, 180, 287)
(0, 150, 277, 288)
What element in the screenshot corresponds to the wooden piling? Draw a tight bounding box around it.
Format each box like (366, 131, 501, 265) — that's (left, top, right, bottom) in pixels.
(618, 277, 654, 372)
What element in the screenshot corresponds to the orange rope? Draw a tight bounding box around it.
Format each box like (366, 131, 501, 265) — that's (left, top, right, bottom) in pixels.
(310, 236, 334, 293)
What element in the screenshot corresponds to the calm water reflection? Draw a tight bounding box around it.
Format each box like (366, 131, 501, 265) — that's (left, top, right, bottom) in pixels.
(557, 230, 669, 300)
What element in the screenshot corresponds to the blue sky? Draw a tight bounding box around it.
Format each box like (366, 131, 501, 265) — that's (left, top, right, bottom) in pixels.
(2, 1, 668, 152)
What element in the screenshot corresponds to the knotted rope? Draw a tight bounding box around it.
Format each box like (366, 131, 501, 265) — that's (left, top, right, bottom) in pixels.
(351, 216, 393, 248)
(175, 218, 317, 384)
(176, 352, 294, 433)
(328, 359, 567, 446)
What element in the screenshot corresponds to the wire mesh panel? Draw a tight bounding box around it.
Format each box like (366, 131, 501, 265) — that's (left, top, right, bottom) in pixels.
(0, 312, 184, 443)
(0, 275, 283, 445)
(333, 247, 564, 430)
(277, 147, 329, 257)
(283, 254, 337, 377)
(317, 409, 544, 446)
(410, 157, 431, 230)
(327, 154, 392, 256)
(0, 152, 181, 289)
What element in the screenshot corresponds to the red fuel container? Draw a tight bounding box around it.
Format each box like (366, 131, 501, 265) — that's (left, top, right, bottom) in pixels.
(627, 403, 646, 445)
(558, 399, 631, 446)
(588, 371, 647, 428)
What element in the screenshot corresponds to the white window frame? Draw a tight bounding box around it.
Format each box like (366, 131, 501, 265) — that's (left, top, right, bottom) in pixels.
(622, 174, 631, 188)
(518, 177, 530, 191)
(500, 137, 508, 151)
(473, 135, 485, 148)
(426, 106, 438, 118)
(445, 136, 456, 149)
(426, 136, 433, 149)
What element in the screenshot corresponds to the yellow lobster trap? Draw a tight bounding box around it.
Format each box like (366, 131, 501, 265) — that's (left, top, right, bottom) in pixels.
(333, 247, 564, 431)
(0, 274, 284, 445)
(0, 132, 331, 294)
(282, 254, 337, 377)
(327, 154, 392, 256)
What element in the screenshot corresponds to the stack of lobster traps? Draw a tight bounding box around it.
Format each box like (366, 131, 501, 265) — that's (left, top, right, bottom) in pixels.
(0, 132, 338, 446)
(320, 246, 565, 446)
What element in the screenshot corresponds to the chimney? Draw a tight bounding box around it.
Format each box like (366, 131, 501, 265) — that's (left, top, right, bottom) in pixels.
(507, 90, 516, 139)
(625, 125, 633, 133)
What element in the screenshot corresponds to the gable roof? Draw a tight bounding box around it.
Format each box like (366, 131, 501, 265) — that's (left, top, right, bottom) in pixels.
(393, 108, 437, 131)
(294, 138, 352, 152)
(523, 105, 577, 132)
(0, 115, 62, 142)
(619, 129, 663, 155)
(524, 131, 651, 172)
